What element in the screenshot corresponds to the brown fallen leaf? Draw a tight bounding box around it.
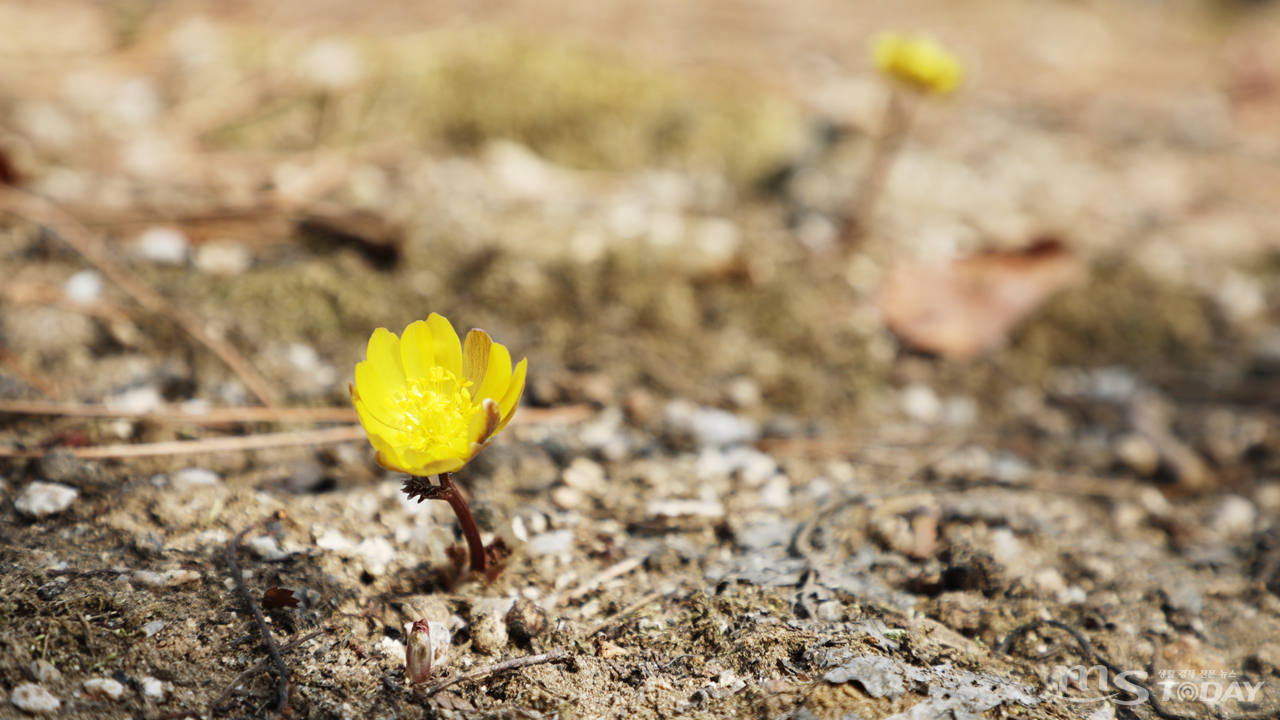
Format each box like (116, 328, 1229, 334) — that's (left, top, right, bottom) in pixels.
(874, 239, 1086, 359)
(262, 587, 300, 609)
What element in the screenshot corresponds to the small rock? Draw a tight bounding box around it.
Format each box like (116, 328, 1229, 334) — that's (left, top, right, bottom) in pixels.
(550, 486, 588, 511)
(315, 528, 354, 552)
(10, 683, 60, 715)
(354, 536, 397, 576)
(470, 602, 509, 655)
(131, 569, 200, 588)
(664, 400, 759, 448)
(561, 458, 606, 494)
(135, 227, 189, 265)
(104, 385, 164, 414)
(759, 476, 791, 509)
(527, 529, 576, 557)
(82, 678, 125, 701)
(193, 241, 252, 275)
(900, 384, 942, 424)
(724, 376, 762, 410)
(1115, 433, 1160, 477)
(297, 40, 364, 89)
(171, 467, 221, 489)
(1209, 495, 1257, 539)
(247, 535, 286, 561)
(15, 482, 78, 519)
(139, 677, 165, 699)
(142, 620, 166, 637)
(63, 269, 103, 303)
(373, 636, 407, 663)
(647, 499, 725, 519)
(29, 660, 61, 683)
(505, 599, 547, 648)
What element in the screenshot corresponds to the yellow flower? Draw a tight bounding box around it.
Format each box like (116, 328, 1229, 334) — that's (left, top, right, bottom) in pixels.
(351, 313, 527, 476)
(873, 32, 962, 95)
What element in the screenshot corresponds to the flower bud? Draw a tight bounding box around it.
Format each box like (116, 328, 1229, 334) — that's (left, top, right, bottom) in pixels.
(405, 619, 451, 684)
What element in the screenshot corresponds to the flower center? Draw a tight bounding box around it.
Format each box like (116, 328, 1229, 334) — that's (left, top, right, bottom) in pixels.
(390, 366, 477, 456)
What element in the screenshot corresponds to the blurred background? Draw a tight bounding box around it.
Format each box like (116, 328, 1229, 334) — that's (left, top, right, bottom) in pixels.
(6, 3, 1280, 717)
(2, 0, 1280, 439)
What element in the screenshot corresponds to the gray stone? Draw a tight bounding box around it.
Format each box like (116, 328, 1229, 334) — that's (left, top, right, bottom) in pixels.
(15, 482, 78, 519)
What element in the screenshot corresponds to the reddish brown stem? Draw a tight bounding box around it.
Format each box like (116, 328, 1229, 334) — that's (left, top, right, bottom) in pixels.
(436, 473, 488, 577)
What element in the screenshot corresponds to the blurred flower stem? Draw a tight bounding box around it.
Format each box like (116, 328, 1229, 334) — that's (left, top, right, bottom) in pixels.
(841, 87, 916, 250)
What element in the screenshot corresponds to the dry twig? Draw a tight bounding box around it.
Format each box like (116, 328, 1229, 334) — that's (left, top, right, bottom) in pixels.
(423, 649, 569, 697)
(0, 187, 279, 406)
(225, 512, 291, 719)
(210, 629, 326, 714)
(0, 425, 366, 459)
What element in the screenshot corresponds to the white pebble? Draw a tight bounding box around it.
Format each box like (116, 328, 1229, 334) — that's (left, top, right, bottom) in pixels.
(354, 536, 396, 576)
(900, 384, 942, 424)
(10, 683, 60, 715)
(135, 227, 189, 265)
(171, 467, 221, 488)
(759, 476, 791, 509)
(373, 636, 406, 663)
(561, 458, 606, 494)
(1209, 495, 1257, 539)
(15, 482, 78, 519)
(646, 498, 725, 519)
(247, 535, 286, 561)
(1115, 433, 1160, 477)
(139, 677, 165, 699)
(193, 241, 252, 275)
(63, 269, 104, 303)
(315, 528, 354, 552)
(104, 385, 164, 414)
(83, 678, 125, 701)
(142, 620, 166, 637)
(30, 660, 61, 683)
(527, 529, 576, 557)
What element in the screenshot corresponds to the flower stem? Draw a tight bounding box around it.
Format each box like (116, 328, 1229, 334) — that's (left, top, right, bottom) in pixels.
(436, 472, 488, 577)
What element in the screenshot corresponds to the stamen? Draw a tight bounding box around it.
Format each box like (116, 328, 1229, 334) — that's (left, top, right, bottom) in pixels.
(388, 367, 478, 456)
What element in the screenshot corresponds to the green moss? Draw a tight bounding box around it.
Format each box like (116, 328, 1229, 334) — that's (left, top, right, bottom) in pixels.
(206, 29, 799, 184)
(1011, 259, 1218, 376)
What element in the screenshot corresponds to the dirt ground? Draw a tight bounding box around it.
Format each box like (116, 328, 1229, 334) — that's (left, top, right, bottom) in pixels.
(4, 0, 1280, 718)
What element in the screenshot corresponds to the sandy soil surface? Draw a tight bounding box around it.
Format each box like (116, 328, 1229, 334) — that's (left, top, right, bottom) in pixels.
(3, 1, 1280, 718)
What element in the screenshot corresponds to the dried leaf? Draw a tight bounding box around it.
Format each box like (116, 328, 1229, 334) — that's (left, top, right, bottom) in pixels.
(262, 587, 300, 609)
(875, 239, 1086, 359)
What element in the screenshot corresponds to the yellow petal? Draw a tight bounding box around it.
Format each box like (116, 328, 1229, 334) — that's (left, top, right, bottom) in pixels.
(467, 397, 502, 446)
(399, 320, 436, 381)
(354, 328, 408, 427)
(462, 329, 493, 389)
(354, 394, 404, 441)
(475, 342, 512, 405)
(494, 358, 527, 434)
(427, 313, 462, 378)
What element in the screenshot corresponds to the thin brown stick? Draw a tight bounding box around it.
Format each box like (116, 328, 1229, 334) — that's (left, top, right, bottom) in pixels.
(0, 187, 279, 407)
(0, 425, 366, 459)
(225, 512, 290, 718)
(423, 649, 568, 697)
(210, 629, 325, 713)
(839, 88, 917, 251)
(0, 400, 590, 426)
(548, 555, 647, 608)
(0, 343, 62, 398)
(0, 399, 358, 424)
(588, 591, 664, 636)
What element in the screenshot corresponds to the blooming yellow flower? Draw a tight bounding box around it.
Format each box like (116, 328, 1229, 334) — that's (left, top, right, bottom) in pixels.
(873, 32, 962, 95)
(351, 314, 527, 476)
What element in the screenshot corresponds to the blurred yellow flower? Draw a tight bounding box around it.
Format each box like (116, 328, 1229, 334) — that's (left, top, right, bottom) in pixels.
(351, 313, 527, 477)
(873, 32, 962, 95)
